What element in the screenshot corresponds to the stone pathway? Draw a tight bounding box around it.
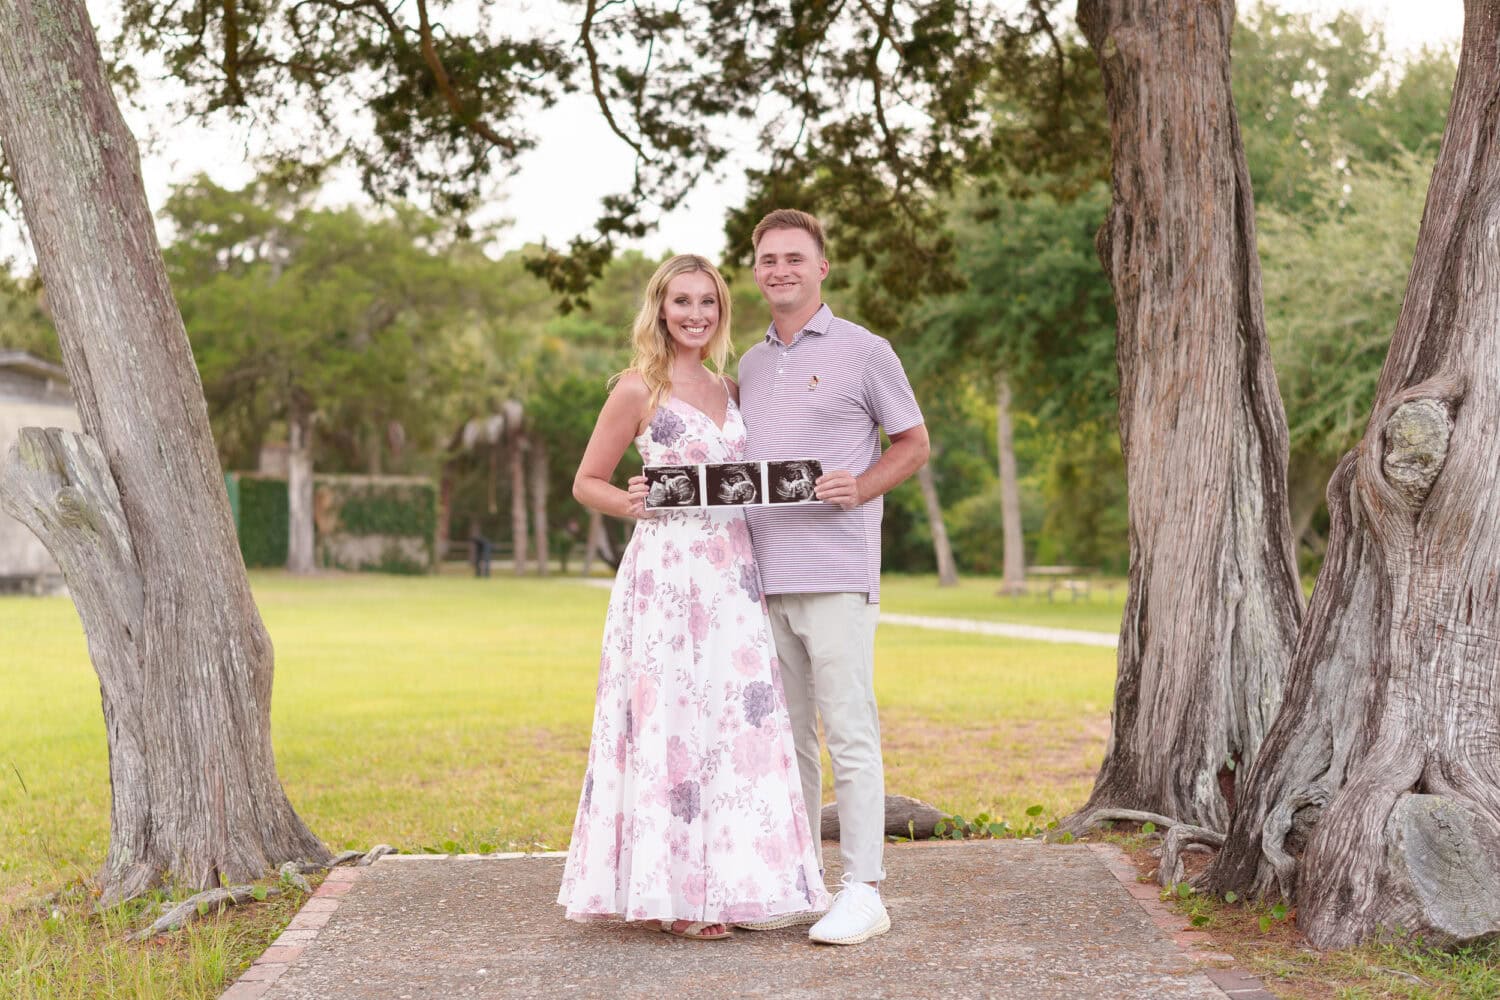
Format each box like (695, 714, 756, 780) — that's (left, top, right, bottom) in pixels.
(221, 841, 1274, 1000)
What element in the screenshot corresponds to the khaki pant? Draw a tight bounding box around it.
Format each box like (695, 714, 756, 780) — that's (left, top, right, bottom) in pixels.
(765, 592, 886, 883)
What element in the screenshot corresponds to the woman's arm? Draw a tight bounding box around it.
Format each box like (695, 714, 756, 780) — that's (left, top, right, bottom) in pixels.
(573, 374, 653, 519)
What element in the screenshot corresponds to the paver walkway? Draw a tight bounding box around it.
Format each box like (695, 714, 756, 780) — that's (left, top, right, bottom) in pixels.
(224, 840, 1273, 1000)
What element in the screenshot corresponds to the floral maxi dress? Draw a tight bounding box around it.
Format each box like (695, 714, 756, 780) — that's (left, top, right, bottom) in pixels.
(558, 391, 830, 924)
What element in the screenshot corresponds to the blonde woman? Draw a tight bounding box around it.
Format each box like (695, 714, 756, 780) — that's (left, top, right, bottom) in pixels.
(557, 255, 829, 940)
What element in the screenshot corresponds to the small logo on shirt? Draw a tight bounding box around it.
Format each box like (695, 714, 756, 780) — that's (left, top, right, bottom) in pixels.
(807, 375, 820, 391)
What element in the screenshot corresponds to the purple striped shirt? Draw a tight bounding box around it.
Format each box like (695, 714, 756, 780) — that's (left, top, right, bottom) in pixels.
(739, 304, 924, 603)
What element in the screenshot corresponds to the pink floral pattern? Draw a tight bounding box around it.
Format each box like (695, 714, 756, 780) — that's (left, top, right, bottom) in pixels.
(558, 394, 829, 924)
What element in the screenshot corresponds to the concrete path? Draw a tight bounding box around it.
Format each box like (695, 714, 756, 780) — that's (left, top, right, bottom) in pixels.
(876, 613, 1117, 648)
(577, 577, 1118, 647)
(222, 841, 1274, 1000)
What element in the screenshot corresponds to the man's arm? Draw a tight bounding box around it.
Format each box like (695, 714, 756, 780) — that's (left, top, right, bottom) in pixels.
(814, 423, 930, 511)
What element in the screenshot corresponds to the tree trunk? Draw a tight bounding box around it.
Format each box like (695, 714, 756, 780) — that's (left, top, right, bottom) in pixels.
(995, 371, 1026, 595)
(366, 422, 382, 476)
(582, 508, 603, 576)
(1068, 0, 1304, 834)
(1207, 1, 1500, 949)
(915, 460, 958, 586)
(437, 456, 457, 569)
(530, 437, 549, 576)
(509, 437, 529, 575)
(0, 0, 327, 903)
(286, 408, 315, 573)
(505, 399, 528, 575)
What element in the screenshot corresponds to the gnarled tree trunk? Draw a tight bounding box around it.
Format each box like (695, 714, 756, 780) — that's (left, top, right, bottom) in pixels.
(0, 0, 327, 903)
(995, 371, 1025, 595)
(1208, 2, 1500, 949)
(915, 460, 958, 586)
(1069, 0, 1304, 833)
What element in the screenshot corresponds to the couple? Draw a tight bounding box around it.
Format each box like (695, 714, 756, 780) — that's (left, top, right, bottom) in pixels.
(557, 210, 929, 945)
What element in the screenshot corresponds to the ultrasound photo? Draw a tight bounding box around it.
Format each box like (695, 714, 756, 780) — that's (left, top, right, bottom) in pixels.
(644, 465, 701, 509)
(767, 459, 822, 504)
(705, 462, 763, 506)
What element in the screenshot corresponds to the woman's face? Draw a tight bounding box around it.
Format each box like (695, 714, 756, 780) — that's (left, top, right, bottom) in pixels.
(659, 271, 720, 357)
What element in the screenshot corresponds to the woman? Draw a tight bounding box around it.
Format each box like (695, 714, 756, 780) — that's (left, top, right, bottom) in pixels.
(557, 255, 829, 939)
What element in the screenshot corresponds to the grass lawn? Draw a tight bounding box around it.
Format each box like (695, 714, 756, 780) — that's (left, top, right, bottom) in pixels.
(5, 570, 1482, 999)
(1, 570, 1116, 999)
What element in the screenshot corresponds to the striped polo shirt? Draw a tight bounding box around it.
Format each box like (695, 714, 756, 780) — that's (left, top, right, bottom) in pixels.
(739, 304, 924, 603)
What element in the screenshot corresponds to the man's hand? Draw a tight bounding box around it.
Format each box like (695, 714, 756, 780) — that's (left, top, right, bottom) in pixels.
(814, 470, 863, 510)
(627, 474, 655, 519)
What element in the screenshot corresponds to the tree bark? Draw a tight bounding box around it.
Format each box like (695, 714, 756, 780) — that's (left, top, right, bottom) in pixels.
(915, 460, 958, 586)
(582, 508, 602, 576)
(1069, 0, 1304, 834)
(995, 371, 1025, 595)
(505, 400, 529, 575)
(437, 456, 457, 569)
(1207, 1, 1500, 949)
(530, 436, 549, 576)
(286, 407, 314, 573)
(0, 0, 327, 903)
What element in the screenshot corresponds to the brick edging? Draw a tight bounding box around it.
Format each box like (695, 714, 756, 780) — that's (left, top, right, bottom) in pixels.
(1084, 842, 1278, 1000)
(218, 865, 367, 1000)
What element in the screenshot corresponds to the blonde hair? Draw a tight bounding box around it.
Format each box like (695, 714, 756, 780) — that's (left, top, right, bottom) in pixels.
(617, 254, 734, 409)
(752, 209, 826, 258)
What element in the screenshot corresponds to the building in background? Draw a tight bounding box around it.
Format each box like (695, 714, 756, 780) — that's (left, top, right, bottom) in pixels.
(0, 351, 79, 593)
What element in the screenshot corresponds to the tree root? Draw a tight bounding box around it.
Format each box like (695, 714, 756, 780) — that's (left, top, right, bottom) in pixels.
(1158, 823, 1226, 887)
(128, 844, 395, 940)
(1055, 808, 1227, 887)
(1058, 807, 1189, 839)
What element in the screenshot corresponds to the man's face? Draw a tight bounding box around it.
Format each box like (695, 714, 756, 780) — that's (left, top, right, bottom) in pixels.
(753, 227, 828, 316)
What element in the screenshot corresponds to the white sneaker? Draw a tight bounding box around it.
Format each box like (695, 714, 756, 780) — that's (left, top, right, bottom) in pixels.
(807, 875, 890, 945)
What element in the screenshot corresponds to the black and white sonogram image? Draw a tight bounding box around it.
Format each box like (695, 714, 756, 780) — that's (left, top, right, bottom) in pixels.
(706, 462, 763, 506)
(767, 460, 822, 503)
(644, 465, 700, 508)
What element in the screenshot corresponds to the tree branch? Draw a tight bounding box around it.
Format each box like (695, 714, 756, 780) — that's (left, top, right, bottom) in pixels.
(579, 0, 650, 161)
(414, 0, 510, 149)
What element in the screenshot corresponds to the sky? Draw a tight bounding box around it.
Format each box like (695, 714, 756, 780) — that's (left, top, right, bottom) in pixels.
(1, 1, 1468, 269)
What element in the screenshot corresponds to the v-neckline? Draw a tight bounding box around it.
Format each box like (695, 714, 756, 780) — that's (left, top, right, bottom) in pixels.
(668, 388, 734, 434)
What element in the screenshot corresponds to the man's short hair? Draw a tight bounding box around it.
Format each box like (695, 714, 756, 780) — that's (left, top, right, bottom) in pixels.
(752, 209, 826, 258)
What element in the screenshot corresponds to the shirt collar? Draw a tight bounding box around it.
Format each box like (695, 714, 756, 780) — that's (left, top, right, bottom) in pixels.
(764, 303, 833, 345)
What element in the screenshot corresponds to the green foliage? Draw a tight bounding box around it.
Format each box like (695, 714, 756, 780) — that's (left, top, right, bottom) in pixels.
(236, 476, 289, 568)
(0, 266, 58, 362)
(164, 171, 486, 474)
(333, 485, 436, 540)
(932, 804, 1058, 841)
(1233, 4, 1453, 217)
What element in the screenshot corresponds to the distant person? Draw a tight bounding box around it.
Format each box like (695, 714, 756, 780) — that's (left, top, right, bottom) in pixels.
(470, 533, 492, 577)
(735, 209, 928, 946)
(557, 254, 828, 940)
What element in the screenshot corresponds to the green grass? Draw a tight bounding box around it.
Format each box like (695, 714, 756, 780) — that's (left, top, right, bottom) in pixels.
(3, 570, 1490, 1000)
(1, 570, 1117, 998)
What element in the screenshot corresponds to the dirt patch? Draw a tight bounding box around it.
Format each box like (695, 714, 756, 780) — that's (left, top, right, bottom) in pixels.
(880, 712, 1111, 785)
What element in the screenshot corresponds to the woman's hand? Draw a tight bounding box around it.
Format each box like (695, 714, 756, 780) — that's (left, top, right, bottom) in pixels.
(627, 474, 655, 519)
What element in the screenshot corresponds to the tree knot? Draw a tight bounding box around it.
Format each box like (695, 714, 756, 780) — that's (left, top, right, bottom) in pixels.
(53, 486, 90, 529)
(1381, 399, 1453, 508)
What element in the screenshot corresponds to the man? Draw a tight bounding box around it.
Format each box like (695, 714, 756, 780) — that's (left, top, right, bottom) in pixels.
(735, 209, 929, 945)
